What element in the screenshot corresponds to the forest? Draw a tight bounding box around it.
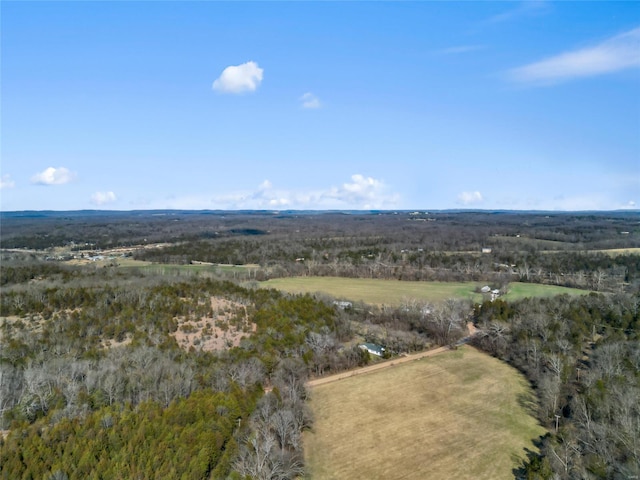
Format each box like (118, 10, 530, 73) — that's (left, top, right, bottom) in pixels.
(0, 210, 638, 479)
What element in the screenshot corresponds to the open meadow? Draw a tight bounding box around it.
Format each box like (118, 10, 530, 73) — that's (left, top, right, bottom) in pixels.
(260, 276, 590, 306)
(113, 258, 259, 276)
(304, 346, 547, 480)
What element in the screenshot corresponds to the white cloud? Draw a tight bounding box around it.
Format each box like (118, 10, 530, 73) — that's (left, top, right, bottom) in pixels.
(300, 92, 321, 109)
(212, 61, 264, 94)
(258, 180, 272, 191)
(457, 191, 483, 206)
(322, 174, 389, 208)
(509, 27, 640, 85)
(31, 167, 76, 185)
(252, 176, 389, 209)
(91, 191, 117, 206)
(144, 175, 400, 210)
(216, 175, 398, 210)
(0, 174, 15, 189)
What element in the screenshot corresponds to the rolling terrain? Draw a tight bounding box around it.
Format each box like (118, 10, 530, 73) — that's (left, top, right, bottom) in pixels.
(304, 346, 546, 480)
(260, 276, 591, 306)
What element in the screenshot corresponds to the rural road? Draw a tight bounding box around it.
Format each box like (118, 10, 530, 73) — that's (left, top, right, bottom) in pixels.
(306, 323, 478, 388)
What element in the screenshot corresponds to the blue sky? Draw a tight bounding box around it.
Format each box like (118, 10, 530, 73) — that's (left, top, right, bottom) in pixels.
(2, 1, 639, 211)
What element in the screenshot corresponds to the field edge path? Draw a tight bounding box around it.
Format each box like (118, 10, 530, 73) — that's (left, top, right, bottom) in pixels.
(306, 322, 478, 388)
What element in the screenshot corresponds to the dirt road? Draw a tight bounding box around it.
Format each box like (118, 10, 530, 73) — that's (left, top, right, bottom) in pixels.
(307, 344, 452, 388)
(306, 322, 478, 388)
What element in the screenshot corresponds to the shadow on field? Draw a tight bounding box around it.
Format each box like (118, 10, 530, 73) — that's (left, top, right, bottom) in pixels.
(512, 434, 551, 480)
(516, 390, 540, 418)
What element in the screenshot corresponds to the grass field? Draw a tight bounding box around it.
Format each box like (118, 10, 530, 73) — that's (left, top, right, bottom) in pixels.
(593, 247, 640, 256)
(503, 282, 590, 300)
(115, 259, 258, 275)
(260, 277, 589, 306)
(304, 346, 546, 480)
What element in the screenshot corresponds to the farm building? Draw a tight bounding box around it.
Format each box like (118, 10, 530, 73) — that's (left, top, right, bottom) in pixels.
(333, 301, 353, 310)
(480, 285, 501, 301)
(359, 343, 385, 357)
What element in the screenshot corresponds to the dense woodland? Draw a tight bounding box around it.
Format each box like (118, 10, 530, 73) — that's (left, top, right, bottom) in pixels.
(0, 268, 350, 478)
(1, 210, 638, 479)
(3, 210, 638, 291)
(473, 294, 639, 479)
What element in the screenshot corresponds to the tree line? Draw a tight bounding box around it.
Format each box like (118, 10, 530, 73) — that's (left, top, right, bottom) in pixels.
(132, 238, 639, 293)
(0, 252, 480, 478)
(1, 209, 638, 478)
(3, 210, 637, 253)
(0, 264, 330, 478)
(472, 293, 639, 478)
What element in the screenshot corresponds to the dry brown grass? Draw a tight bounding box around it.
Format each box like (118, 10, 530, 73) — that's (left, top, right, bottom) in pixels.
(304, 346, 546, 480)
(594, 247, 640, 256)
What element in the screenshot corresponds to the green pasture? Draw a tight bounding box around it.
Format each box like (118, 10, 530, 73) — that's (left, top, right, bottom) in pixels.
(260, 276, 590, 306)
(504, 282, 591, 300)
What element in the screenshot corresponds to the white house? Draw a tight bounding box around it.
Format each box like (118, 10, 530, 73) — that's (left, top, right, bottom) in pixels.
(359, 343, 385, 357)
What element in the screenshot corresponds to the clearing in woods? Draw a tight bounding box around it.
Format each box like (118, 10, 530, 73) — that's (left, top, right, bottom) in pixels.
(261, 276, 589, 306)
(304, 346, 546, 480)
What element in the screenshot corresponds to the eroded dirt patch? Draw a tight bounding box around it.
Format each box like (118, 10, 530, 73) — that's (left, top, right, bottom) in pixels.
(0, 315, 45, 342)
(171, 297, 256, 352)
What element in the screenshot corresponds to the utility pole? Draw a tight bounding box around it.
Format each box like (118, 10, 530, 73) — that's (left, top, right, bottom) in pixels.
(555, 414, 561, 433)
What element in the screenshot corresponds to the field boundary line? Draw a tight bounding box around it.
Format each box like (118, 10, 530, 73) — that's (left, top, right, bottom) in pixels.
(306, 322, 479, 388)
(307, 345, 452, 388)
